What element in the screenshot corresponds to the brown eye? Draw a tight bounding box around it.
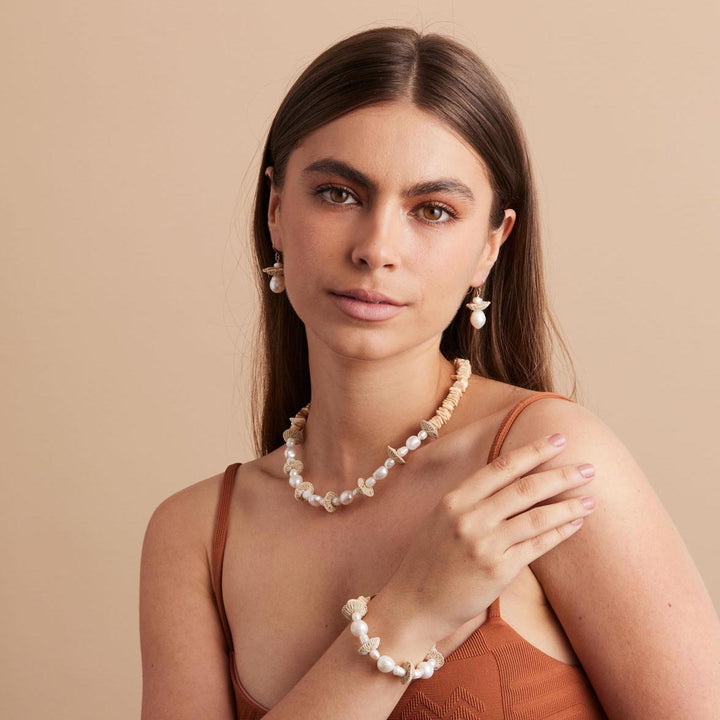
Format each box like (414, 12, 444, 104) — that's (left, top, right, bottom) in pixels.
(422, 206, 443, 221)
(328, 187, 350, 203)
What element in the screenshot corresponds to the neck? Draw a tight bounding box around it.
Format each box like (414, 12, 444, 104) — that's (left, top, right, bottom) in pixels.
(298, 339, 456, 484)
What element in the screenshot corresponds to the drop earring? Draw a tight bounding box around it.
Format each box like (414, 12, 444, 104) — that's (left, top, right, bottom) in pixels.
(263, 250, 285, 293)
(466, 288, 490, 329)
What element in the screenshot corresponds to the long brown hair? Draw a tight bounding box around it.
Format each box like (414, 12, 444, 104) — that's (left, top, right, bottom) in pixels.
(249, 26, 575, 456)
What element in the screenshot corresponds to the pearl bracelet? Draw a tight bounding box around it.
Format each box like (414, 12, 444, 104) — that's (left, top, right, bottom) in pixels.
(341, 596, 445, 685)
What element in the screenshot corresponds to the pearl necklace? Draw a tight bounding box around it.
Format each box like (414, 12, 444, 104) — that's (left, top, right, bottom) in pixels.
(281, 358, 472, 512)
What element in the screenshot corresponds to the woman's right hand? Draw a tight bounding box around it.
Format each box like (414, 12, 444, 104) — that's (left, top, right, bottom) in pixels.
(377, 433, 596, 640)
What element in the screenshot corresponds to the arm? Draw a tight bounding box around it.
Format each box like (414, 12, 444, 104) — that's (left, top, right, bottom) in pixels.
(502, 399, 720, 718)
(140, 477, 237, 719)
(139, 476, 438, 720)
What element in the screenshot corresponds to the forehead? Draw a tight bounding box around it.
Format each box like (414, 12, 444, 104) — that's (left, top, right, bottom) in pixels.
(287, 101, 492, 189)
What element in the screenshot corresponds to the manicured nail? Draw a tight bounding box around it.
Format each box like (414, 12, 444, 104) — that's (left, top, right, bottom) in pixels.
(548, 433, 566, 447)
(580, 496, 596, 510)
(578, 463, 595, 478)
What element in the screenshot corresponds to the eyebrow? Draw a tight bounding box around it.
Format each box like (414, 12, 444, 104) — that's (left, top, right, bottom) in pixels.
(301, 158, 475, 203)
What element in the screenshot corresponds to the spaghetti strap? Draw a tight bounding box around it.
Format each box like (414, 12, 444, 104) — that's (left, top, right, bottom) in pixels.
(485, 392, 574, 618)
(211, 462, 241, 653)
(487, 392, 572, 465)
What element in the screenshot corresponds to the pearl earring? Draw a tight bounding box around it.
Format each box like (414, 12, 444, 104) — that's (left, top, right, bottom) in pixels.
(466, 289, 490, 329)
(262, 251, 285, 293)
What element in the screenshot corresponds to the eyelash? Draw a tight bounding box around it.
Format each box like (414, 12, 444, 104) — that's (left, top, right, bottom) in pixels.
(314, 184, 459, 226)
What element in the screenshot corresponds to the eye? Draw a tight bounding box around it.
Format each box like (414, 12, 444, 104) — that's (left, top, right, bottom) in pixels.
(417, 203, 457, 225)
(316, 184, 359, 206)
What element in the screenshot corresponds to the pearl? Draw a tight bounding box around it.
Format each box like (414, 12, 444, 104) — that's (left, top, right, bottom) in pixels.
(302, 489, 312, 500)
(406, 435, 421, 451)
(351, 612, 361, 621)
(352, 488, 360, 496)
(428, 658, 437, 668)
(384, 458, 395, 469)
(289, 476, 300, 488)
(269, 275, 285, 293)
(365, 477, 376, 487)
(377, 655, 395, 673)
(332, 496, 341, 506)
(284, 447, 296, 459)
(350, 620, 368, 636)
(470, 309, 486, 329)
(289, 469, 299, 478)
(392, 665, 407, 677)
(285, 438, 295, 447)
(308, 494, 322, 506)
(340, 490, 353, 505)
(372, 466, 388, 480)
(417, 661, 433, 678)
(359, 633, 369, 644)
(397, 446, 409, 457)
(418, 430, 428, 441)
(369, 649, 381, 660)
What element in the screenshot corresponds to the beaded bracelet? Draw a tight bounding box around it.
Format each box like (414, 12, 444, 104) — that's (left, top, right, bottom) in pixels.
(341, 596, 445, 685)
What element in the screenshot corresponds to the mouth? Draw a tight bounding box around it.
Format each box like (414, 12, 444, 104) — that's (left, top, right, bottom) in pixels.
(330, 288, 403, 306)
(328, 288, 405, 321)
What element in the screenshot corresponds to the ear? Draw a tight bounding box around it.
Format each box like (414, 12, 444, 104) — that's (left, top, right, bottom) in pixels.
(470, 209, 516, 287)
(265, 166, 283, 252)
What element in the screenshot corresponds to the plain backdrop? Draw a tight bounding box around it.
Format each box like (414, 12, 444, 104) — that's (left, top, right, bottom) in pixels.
(2, 1, 718, 718)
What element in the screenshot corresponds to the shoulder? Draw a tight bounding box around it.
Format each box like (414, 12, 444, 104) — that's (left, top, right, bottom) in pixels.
(493, 392, 720, 715)
(143, 471, 227, 552)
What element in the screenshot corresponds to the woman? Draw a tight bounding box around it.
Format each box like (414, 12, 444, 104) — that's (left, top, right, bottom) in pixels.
(139, 27, 720, 719)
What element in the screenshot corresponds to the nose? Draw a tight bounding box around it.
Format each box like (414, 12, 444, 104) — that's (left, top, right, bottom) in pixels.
(350, 202, 403, 270)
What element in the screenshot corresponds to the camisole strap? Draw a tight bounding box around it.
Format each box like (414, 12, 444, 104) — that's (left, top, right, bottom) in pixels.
(211, 462, 241, 653)
(485, 391, 573, 618)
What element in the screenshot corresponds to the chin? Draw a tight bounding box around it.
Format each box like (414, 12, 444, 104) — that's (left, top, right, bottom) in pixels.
(306, 322, 441, 365)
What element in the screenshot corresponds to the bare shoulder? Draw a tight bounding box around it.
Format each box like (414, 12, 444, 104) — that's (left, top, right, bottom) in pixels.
(139, 469, 237, 720)
(494, 394, 720, 717)
(143, 471, 226, 557)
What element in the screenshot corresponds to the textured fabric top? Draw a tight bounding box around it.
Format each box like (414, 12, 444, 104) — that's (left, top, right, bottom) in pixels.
(211, 392, 607, 719)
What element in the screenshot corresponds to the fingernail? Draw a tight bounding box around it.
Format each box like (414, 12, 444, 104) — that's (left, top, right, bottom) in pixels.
(548, 433, 566, 447)
(570, 518, 584, 526)
(581, 496, 596, 510)
(578, 463, 595, 478)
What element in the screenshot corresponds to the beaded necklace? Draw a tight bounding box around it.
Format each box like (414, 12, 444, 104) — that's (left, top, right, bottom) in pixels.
(281, 358, 472, 512)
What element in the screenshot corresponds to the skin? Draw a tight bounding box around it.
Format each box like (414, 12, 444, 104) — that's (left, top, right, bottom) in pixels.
(139, 100, 720, 719)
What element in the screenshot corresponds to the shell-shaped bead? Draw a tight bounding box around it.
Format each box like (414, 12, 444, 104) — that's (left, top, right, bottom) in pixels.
(357, 637, 380, 655)
(357, 477, 375, 497)
(283, 458, 304, 474)
(294, 481, 314, 501)
(420, 420, 439, 438)
(341, 597, 369, 620)
(322, 492, 337, 513)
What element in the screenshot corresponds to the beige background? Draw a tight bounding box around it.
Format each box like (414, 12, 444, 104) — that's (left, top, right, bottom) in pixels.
(2, 1, 718, 717)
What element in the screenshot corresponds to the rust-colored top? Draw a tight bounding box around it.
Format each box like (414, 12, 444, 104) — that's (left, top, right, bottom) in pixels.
(211, 392, 607, 719)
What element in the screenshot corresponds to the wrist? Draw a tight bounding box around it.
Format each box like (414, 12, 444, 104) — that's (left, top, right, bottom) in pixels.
(342, 592, 445, 683)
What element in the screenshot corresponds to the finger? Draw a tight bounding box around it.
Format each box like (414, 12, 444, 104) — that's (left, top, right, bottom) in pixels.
(451, 434, 568, 510)
(487, 463, 595, 521)
(502, 495, 595, 552)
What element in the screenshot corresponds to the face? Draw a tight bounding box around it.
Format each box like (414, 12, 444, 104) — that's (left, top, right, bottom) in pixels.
(267, 101, 515, 362)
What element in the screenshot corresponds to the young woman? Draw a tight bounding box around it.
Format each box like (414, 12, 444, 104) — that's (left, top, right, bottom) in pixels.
(139, 27, 720, 719)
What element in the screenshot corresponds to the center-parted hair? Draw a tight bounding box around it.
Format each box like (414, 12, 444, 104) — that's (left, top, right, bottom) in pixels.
(250, 26, 574, 455)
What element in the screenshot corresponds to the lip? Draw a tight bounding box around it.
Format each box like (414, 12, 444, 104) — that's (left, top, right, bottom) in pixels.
(329, 288, 405, 322)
